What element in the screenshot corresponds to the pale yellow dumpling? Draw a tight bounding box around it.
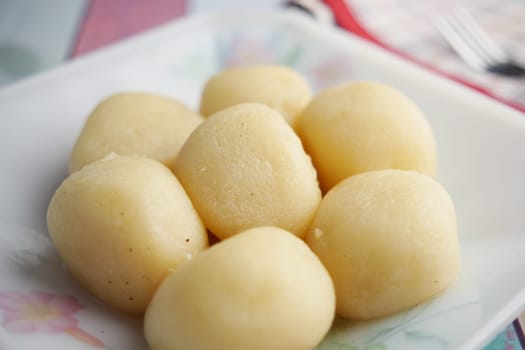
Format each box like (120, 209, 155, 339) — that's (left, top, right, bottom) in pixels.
(306, 170, 460, 320)
(172, 103, 321, 240)
(199, 65, 311, 125)
(69, 92, 203, 173)
(296, 81, 436, 192)
(144, 226, 335, 350)
(47, 155, 208, 314)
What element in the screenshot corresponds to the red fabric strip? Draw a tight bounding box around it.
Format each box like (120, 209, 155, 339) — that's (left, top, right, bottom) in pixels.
(71, 0, 187, 57)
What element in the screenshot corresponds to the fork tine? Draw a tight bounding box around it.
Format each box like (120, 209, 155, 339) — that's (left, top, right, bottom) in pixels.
(437, 9, 525, 77)
(445, 14, 497, 66)
(453, 9, 508, 63)
(435, 17, 486, 71)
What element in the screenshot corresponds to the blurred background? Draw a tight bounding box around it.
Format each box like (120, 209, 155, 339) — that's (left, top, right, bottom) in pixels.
(0, 0, 279, 87)
(0, 0, 524, 112)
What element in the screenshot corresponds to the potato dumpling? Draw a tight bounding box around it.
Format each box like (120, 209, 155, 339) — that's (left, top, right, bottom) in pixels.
(296, 81, 436, 192)
(69, 92, 203, 173)
(145, 226, 335, 350)
(47, 155, 208, 314)
(306, 170, 460, 320)
(172, 103, 321, 240)
(199, 65, 311, 125)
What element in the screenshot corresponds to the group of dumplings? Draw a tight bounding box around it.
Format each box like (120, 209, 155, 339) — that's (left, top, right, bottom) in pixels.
(47, 65, 461, 350)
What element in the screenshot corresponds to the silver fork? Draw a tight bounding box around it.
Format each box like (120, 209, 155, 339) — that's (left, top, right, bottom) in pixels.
(435, 8, 525, 78)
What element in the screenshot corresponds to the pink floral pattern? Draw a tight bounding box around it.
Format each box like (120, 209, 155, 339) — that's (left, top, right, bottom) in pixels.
(0, 290, 104, 347)
(309, 55, 353, 90)
(213, 29, 353, 92)
(222, 37, 277, 67)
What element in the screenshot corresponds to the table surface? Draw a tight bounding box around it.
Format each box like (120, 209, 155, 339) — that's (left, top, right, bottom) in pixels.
(0, 1, 523, 349)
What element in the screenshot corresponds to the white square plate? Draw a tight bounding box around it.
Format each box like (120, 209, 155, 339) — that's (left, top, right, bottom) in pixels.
(1, 11, 525, 350)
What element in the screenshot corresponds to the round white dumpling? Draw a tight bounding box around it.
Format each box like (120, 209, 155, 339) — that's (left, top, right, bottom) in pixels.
(172, 103, 321, 240)
(199, 65, 311, 125)
(69, 92, 203, 173)
(144, 226, 335, 350)
(47, 155, 208, 314)
(296, 81, 436, 192)
(306, 169, 460, 320)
